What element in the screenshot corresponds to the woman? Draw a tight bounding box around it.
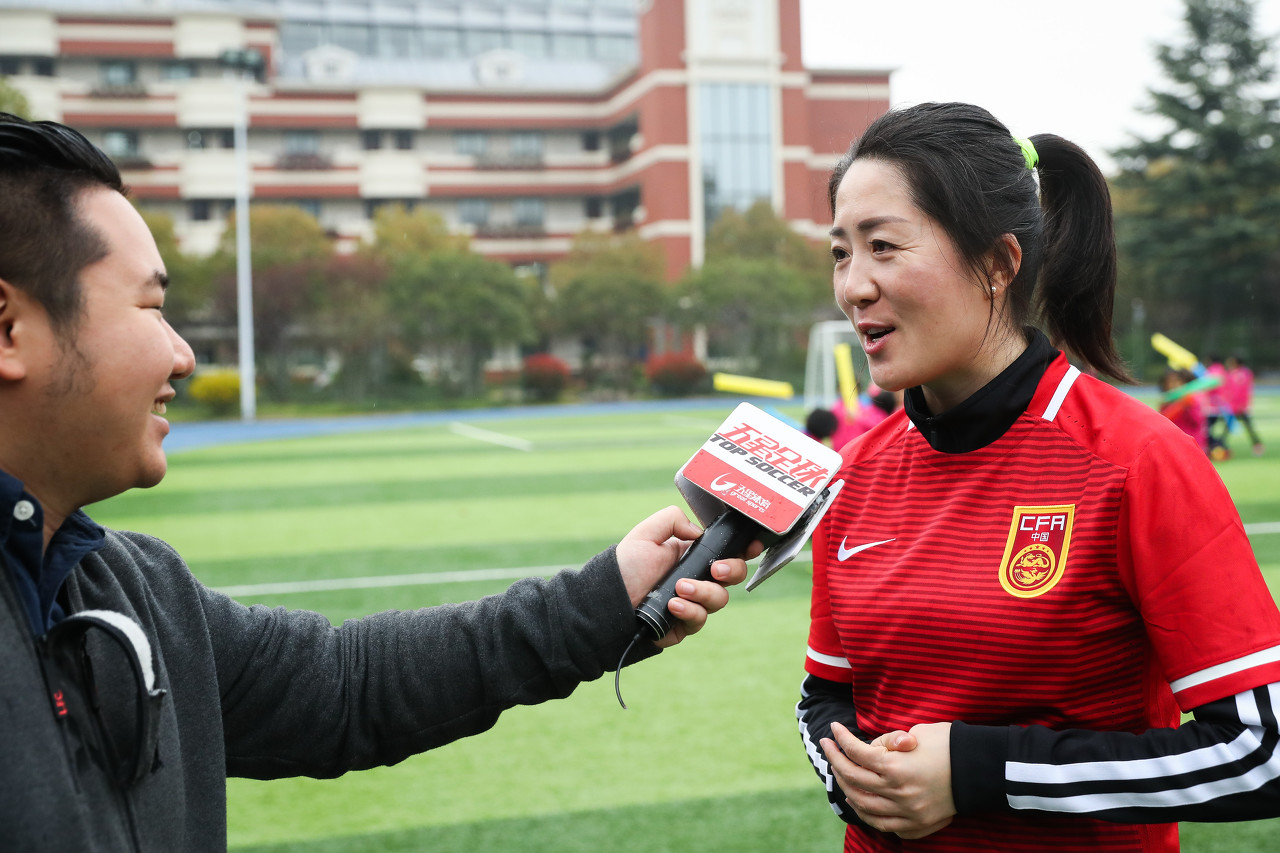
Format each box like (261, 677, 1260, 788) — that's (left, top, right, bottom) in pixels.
(797, 102, 1280, 852)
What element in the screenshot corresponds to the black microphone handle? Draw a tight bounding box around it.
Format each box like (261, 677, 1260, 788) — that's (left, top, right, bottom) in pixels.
(633, 509, 762, 641)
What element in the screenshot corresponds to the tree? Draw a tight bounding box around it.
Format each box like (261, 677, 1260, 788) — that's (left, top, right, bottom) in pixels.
(363, 204, 469, 260)
(0, 77, 30, 118)
(678, 201, 837, 377)
(210, 206, 334, 397)
(136, 207, 213, 328)
(312, 254, 394, 401)
(388, 250, 531, 397)
(546, 232, 668, 389)
(1111, 0, 1280, 368)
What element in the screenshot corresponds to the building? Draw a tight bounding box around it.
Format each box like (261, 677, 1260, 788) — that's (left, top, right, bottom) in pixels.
(0, 0, 889, 282)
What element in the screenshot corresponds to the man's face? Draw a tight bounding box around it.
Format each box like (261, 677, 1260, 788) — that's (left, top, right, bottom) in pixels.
(36, 188, 195, 505)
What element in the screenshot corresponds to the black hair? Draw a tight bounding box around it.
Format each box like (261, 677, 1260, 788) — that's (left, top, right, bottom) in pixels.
(827, 102, 1132, 383)
(805, 407, 839, 440)
(0, 112, 126, 334)
(871, 389, 897, 415)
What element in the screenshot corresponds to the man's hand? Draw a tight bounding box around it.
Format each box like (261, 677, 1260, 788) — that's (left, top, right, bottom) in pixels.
(820, 721, 956, 839)
(615, 506, 759, 648)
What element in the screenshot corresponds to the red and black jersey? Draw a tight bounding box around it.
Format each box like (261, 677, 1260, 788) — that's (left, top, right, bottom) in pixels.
(799, 333, 1280, 852)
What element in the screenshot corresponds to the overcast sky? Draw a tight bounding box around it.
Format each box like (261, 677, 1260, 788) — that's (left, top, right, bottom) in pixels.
(799, 0, 1280, 174)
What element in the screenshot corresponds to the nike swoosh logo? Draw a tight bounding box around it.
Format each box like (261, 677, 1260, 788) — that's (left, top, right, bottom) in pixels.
(710, 475, 736, 492)
(837, 537, 896, 561)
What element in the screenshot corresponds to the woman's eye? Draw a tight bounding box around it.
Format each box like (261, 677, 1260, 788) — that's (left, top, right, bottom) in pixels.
(831, 246, 850, 263)
(870, 240, 893, 254)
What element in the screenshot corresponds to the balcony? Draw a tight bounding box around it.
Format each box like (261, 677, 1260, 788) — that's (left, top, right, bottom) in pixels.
(110, 155, 154, 171)
(276, 153, 334, 171)
(474, 223, 547, 239)
(90, 83, 148, 99)
(475, 154, 545, 170)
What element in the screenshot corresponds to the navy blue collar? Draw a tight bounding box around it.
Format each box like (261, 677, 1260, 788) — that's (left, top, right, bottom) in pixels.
(0, 470, 105, 636)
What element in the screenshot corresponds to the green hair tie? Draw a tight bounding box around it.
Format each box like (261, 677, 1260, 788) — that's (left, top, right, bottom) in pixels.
(1014, 136, 1038, 170)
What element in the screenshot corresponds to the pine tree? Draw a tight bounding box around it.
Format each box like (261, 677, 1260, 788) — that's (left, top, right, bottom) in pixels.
(1111, 0, 1280, 365)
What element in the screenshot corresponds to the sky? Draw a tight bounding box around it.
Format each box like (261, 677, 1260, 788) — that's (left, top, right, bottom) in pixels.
(799, 0, 1280, 174)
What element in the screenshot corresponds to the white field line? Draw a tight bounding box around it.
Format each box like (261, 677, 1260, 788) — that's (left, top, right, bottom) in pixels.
(214, 522, 1280, 598)
(215, 565, 577, 597)
(448, 421, 533, 451)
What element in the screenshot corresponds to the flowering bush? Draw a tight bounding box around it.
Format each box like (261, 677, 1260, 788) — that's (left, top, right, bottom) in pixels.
(188, 368, 241, 416)
(645, 353, 708, 397)
(521, 353, 571, 402)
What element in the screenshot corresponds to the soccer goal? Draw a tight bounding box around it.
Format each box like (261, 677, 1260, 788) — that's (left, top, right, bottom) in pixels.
(803, 320, 870, 411)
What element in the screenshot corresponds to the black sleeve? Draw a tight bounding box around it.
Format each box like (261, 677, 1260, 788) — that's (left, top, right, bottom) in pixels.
(951, 684, 1280, 822)
(796, 673, 872, 827)
(205, 546, 655, 779)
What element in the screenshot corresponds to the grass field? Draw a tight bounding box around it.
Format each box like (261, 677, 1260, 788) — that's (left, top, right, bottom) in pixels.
(87, 394, 1280, 852)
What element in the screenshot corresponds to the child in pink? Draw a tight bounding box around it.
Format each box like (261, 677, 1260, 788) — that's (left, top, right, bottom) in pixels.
(1223, 355, 1264, 456)
(1159, 369, 1209, 454)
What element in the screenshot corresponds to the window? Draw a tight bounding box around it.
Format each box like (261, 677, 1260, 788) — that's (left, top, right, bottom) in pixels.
(457, 198, 489, 227)
(393, 130, 414, 151)
(161, 61, 196, 81)
(584, 196, 603, 218)
(595, 35, 636, 63)
(465, 30, 506, 56)
(699, 83, 773, 226)
(375, 25, 417, 60)
(187, 130, 207, 150)
(509, 131, 543, 159)
(513, 197, 544, 227)
(280, 22, 327, 53)
(551, 33, 591, 60)
(0, 57, 19, 76)
(331, 23, 372, 55)
(509, 31, 548, 58)
(422, 29, 462, 59)
(284, 130, 320, 155)
(218, 129, 235, 149)
(362, 130, 382, 151)
(102, 130, 139, 158)
(292, 199, 322, 220)
(101, 60, 136, 86)
(582, 130, 600, 152)
(189, 200, 211, 222)
(33, 58, 54, 77)
(454, 131, 488, 157)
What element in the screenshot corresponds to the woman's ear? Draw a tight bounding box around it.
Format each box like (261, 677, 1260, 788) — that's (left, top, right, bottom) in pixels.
(989, 233, 1023, 290)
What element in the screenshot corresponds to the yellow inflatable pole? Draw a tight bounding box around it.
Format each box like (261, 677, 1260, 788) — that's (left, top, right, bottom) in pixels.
(834, 342, 860, 415)
(1150, 333, 1200, 372)
(712, 372, 795, 399)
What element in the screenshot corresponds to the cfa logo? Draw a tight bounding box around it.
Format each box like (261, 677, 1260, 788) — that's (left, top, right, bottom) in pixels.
(998, 505, 1075, 598)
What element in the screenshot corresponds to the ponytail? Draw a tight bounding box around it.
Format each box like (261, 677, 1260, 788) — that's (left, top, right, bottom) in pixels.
(1030, 134, 1133, 382)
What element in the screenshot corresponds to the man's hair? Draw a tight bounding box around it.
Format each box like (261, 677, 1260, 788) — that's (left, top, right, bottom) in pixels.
(0, 112, 125, 333)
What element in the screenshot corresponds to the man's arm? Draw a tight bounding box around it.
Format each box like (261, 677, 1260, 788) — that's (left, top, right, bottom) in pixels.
(207, 507, 748, 780)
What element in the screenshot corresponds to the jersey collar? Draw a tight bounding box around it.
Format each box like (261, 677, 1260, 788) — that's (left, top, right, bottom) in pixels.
(903, 328, 1058, 454)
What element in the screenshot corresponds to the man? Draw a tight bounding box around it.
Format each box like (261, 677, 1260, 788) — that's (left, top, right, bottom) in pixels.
(0, 113, 753, 851)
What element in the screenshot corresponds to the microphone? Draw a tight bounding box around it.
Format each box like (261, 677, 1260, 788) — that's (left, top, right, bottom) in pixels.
(616, 403, 845, 706)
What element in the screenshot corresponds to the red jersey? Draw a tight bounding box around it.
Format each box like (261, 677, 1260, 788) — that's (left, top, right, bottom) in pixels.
(803, 350, 1280, 852)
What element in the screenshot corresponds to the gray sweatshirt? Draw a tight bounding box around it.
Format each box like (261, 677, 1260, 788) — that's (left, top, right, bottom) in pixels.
(0, 529, 648, 852)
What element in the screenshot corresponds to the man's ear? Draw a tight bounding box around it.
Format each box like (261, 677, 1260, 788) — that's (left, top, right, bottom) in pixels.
(0, 277, 31, 381)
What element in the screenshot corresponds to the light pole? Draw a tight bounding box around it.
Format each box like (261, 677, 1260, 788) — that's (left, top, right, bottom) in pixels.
(219, 48, 263, 422)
